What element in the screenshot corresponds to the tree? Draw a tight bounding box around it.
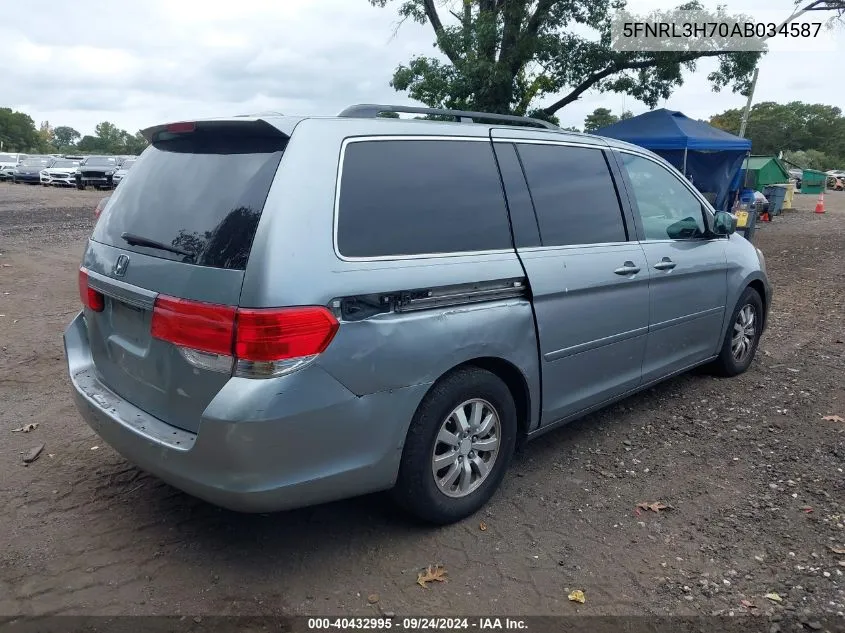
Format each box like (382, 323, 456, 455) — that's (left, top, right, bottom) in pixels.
(584, 107, 618, 131)
(0, 108, 42, 152)
(369, 0, 763, 118)
(710, 101, 845, 163)
(53, 126, 81, 150)
(94, 121, 124, 150)
(620, 110, 634, 120)
(77, 135, 109, 153)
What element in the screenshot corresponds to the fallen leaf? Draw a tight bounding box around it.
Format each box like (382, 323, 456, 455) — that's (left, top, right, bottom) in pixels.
(838, 561, 845, 568)
(803, 507, 814, 514)
(633, 507, 642, 517)
(90, 446, 100, 451)
(821, 415, 844, 423)
(417, 565, 447, 588)
(741, 599, 757, 609)
(828, 546, 845, 555)
(22, 444, 45, 464)
(568, 590, 586, 604)
(764, 592, 783, 603)
(11, 423, 38, 433)
(367, 594, 379, 604)
(479, 521, 488, 531)
(636, 501, 673, 513)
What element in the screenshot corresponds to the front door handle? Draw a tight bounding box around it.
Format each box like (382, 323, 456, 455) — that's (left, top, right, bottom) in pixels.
(614, 261, 641, 276)
(654, 258, 677, 271)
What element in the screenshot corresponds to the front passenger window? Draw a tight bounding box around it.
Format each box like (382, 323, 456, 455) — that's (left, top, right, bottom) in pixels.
(620, 153, 706, 241)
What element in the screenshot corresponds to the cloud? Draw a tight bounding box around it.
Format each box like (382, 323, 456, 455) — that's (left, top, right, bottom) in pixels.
(1, 0, 843, 136)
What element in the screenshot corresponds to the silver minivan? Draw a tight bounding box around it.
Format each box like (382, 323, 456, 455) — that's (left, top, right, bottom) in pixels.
(64, 105, 770, 524)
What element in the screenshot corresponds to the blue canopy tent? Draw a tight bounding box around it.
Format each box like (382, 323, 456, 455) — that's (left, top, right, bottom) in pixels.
(595, 109, 751, 211)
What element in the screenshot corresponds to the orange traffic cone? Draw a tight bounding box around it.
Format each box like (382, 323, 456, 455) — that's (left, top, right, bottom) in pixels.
(815, 192, 825, 214)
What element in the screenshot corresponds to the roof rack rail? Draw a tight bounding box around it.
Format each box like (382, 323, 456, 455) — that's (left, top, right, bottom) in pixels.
(338, 104, 559, 130)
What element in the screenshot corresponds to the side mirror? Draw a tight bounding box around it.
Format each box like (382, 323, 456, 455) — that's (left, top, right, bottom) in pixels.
(713, 211, 737, 236)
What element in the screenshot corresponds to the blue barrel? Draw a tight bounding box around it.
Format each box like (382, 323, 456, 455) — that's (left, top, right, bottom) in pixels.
(763, 185, 787, 216)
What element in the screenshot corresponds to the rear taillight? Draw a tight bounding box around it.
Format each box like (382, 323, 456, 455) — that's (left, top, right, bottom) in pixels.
(78, 267, 104, 312)
(150, 296, 236, 356)
(150, 295, 339, 379)
(235, 307, 339, 362)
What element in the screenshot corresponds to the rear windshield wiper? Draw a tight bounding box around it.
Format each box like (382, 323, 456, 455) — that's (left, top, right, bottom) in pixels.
(120, 232, 193, 258)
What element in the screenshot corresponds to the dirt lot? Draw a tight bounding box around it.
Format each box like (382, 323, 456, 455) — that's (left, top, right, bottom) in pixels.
(0, 182, 843, 619)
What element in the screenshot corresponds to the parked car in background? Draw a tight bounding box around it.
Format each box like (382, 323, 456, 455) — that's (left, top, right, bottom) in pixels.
(65, 105, 771, 524)
(111, 158, 137, 186)
(41, 158, 82, 187)
(74, 156, 122, 190)
(788, 168, 802, 190)
(13, 156, 53, 184)
(0, 153, 23, 180)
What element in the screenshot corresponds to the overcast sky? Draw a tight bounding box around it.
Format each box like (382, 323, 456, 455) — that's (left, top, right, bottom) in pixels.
(2, 0, 843, 137)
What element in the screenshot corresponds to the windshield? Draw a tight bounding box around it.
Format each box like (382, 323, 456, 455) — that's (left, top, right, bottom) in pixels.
(51, 160, 80, 168)
(84, 157, 118, 166)
(22, 158, 51, 167)
(120, 159, 137, 170)
(0, 154, 17, 163)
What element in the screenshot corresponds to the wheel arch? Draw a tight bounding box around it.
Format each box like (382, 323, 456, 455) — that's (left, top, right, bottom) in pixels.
(418, 357, 534, 440)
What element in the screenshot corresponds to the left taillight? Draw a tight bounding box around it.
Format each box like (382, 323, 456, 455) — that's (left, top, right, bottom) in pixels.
(150, 295, 339, 379)
(78, 267, 104, 312)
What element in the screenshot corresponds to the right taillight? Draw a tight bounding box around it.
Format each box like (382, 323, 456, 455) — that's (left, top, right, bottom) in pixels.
(78, 267, 105, 312)
(150, 295, 339, 379)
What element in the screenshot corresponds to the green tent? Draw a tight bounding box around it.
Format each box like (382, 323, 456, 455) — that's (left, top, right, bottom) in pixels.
(743, 156, 791, 189)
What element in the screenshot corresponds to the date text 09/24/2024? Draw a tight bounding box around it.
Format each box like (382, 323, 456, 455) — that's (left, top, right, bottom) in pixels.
(307, 618, 528, 630)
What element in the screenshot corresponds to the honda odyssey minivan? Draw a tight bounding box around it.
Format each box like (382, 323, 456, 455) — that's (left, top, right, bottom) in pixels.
(64, 104, 770, 524)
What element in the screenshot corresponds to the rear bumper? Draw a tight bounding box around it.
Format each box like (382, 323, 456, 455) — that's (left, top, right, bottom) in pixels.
(64, 312, 430, 513)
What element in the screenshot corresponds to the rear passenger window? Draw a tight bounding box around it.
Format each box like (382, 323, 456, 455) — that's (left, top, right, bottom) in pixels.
(516, 144, 627, 246)
(337, 140, 512, 258)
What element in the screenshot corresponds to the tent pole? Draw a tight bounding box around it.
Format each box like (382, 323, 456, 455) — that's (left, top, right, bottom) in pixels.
(683, 148, 688, 177)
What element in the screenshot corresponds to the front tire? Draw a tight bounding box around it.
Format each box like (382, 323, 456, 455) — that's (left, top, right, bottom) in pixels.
(710, 287, 763, 377)
(393, 367, 517, 524)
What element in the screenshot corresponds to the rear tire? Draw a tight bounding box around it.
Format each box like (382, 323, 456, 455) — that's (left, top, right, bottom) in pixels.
(709, 287, 763, 377)
(392, 367, 517, 525)
(77, 184, 85, 190)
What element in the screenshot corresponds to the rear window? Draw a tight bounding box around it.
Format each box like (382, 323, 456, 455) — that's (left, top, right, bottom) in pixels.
(92, 125, 286, 270)
(337, 139, 512, 258)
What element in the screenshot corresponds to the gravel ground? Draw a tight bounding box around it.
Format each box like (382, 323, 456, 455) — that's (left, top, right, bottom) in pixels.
(0, 182, 843, 621)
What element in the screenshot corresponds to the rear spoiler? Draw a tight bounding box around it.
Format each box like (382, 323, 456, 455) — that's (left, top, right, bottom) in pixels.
(141, 116, 300, 144)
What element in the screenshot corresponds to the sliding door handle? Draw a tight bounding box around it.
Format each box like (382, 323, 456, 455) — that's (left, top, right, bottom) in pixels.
(654, 258, 676, 271)
(614, 261, 641, 276)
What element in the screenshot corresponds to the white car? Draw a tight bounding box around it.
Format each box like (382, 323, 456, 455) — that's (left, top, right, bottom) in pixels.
(40, 158, 82, 187)
(0, 153, 23, 181)
(111, 158, 137, 186)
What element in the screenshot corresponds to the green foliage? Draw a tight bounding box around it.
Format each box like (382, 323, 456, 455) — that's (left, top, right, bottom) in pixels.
(710, 101, 845, 169)
(0, 108, 44, 152)
(584, 107, 619, 131)
(53, 126, 81, 150)
(369, 0, 763, 117)
(0, 108, 147, 156)
(783, 149, 835, 171)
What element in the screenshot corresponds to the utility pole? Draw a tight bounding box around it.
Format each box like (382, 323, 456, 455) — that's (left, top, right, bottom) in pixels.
(736, 0, 843, 137)
(738, 67, 759, 138)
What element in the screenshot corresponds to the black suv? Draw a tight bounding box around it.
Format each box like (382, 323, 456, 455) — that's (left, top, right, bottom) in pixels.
(75, 156, 122, 190)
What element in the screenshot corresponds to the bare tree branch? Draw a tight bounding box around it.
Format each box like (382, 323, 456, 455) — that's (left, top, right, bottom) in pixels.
(422, 0, 461, 65)
(542, 51, 726, 114)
